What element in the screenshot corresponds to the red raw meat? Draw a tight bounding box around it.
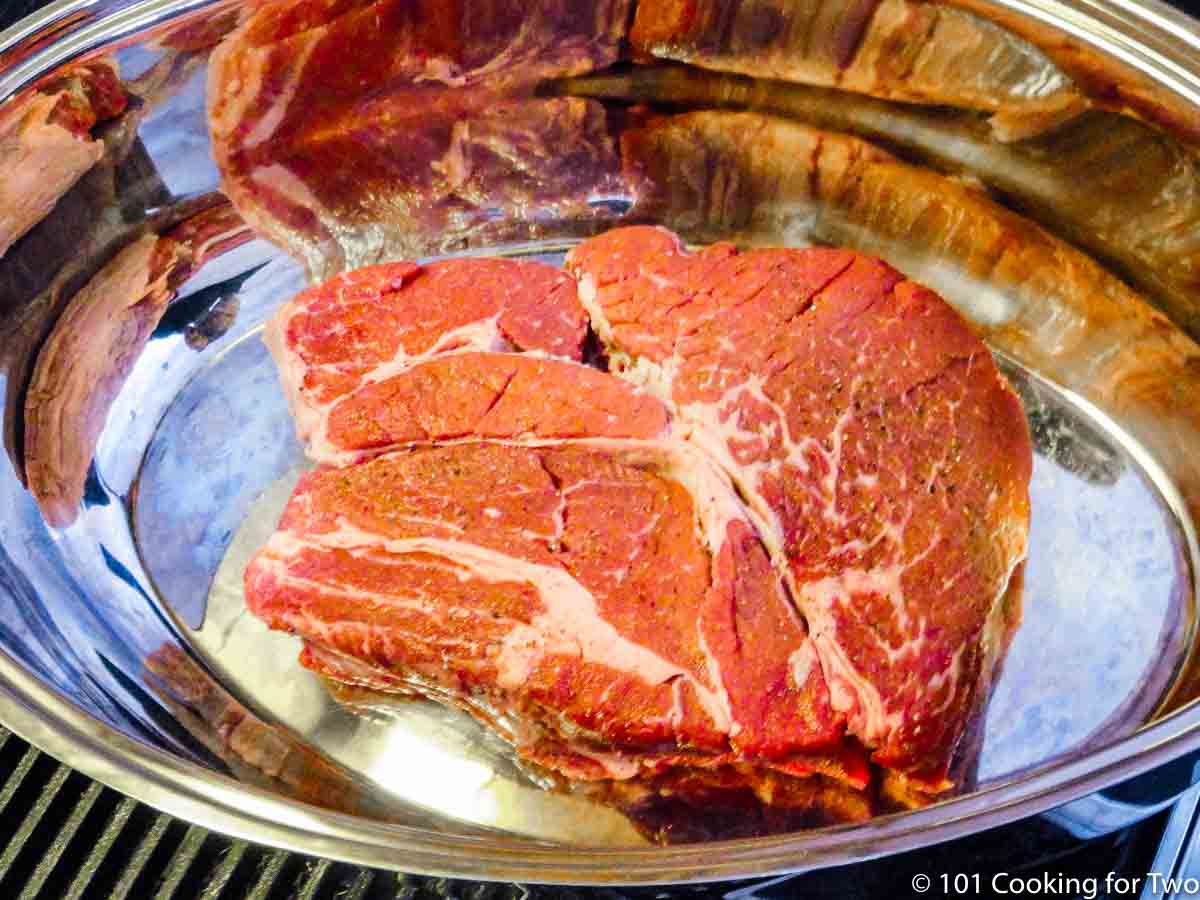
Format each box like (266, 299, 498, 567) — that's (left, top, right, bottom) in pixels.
(246, 443, 862, 785)
(246, 231, 1031, 829)
(25, 203, 253, 526)
(264, 257, 667, 463)
(566, 226, 1031, 789)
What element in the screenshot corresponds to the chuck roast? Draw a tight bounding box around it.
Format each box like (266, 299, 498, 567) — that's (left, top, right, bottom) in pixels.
(245, 229, 1031, 831)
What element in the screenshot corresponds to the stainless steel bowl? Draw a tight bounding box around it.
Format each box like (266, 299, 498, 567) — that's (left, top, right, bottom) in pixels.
(3, 0, 1200, 883)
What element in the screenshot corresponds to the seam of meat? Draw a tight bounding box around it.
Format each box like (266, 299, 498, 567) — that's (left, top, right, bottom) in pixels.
(533, 452, 568, 554)
(833, 2, 885, 75)
(866, 4, 940, 86)
(478, 367, 520, 422)
(756, 270, 888, 377)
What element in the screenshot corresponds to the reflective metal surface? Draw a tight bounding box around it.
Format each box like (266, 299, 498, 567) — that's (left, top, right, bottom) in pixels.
(3, 0, 1200, 884)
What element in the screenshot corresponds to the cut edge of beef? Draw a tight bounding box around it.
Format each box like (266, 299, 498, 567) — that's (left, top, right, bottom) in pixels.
(307, 641, 875, 844)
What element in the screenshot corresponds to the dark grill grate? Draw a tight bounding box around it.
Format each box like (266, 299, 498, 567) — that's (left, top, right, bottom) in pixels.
(0, 721, 1172, 900)
(0, 726, 712, 900)
(0, 726, 491, 900)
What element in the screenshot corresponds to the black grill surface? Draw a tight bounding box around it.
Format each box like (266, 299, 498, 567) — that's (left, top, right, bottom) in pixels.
(0, 725, 651, 900)
(0, 721, 1169, 900)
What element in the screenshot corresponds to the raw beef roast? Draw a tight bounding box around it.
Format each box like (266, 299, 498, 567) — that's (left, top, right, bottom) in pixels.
(246, 444, 867, 789)
(566, 227, 1032, 790)
(245, 229, 1031, 831)
(263, 258, 667, 465)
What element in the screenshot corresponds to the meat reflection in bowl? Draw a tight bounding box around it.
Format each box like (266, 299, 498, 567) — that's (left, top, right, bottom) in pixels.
(8, 0, 1200, 854)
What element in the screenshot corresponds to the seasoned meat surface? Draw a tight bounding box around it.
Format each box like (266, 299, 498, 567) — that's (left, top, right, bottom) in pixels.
(246, 234, 1031, 831)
